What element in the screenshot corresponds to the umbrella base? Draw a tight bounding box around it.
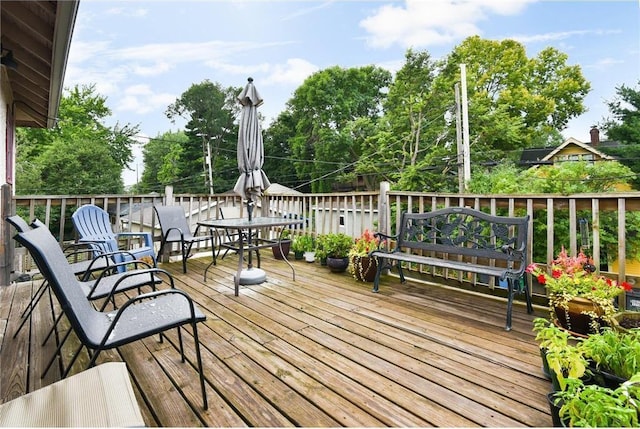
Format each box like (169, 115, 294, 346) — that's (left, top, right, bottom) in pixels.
(239, 267, 267, 285)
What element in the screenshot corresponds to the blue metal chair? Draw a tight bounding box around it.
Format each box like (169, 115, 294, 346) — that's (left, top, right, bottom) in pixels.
(72, 204, 156, 272)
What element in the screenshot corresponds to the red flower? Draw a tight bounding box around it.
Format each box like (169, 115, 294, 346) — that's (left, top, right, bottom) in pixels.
(552, 270, 562, 279)
(537, 274, 547, 285)
(621, 281, 633, 292)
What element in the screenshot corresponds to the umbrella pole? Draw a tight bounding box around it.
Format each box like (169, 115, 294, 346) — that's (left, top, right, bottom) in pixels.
(239, 197, 266, 285)
(247, 198, 253, 268)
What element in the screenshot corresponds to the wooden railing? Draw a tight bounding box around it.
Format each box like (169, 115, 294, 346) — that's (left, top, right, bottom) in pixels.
(7, 184, 640, 309)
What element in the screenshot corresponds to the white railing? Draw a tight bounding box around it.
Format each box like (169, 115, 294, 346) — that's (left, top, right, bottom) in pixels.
(7, 184, 640, 308)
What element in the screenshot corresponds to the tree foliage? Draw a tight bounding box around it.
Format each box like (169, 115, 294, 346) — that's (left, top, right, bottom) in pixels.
(284, 65, 392, 192)
(133, 130, 188, 193)
(469, 161, 640, 263)
(434, 37, 590, 186)
(15, 84, 138, 194)
(598, 81, 640, 188)
(165, 80, 240, 193)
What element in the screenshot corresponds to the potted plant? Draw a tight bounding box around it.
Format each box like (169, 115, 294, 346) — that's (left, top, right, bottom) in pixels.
(533, 317, 561, 380)
(532, 318, 588, 392)
(292, 234, 314, 261)
(526, 247, 633, 335)
(272, 228, 292, 260)
(315, 234, 328, 266)
(554, 374, 640, 427)
(323, 233, 354, 273)
(348, 229, 380, 282)
(579, 328, 640, 387)
(611, 311, 640, 332)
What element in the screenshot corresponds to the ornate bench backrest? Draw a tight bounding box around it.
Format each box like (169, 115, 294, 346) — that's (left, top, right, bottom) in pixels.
(398, 207, 529, 271)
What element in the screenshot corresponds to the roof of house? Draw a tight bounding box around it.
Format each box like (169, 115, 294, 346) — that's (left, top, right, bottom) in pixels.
(1, 1, 79, 128)
(519, 137, 620, 167)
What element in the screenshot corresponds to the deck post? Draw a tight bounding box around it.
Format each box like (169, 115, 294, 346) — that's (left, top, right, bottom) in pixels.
(1, 184, 12, 286)
(378, 181, 390, 277)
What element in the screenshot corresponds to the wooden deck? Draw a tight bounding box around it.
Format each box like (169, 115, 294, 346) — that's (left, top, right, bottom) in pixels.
(0, 252, 552, 427)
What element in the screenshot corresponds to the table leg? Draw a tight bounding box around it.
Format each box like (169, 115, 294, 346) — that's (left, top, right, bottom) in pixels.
(234, 232, 244, 296)
(278, 230, 296, 281)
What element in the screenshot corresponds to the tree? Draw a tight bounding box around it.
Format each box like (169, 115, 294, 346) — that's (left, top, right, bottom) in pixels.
(134, 130, 188, 193)
(263, 111, 298, 189)
(435, 36, 590, 184)
(598, 81, 640, 188)
(15, 84, 138, 194)
(362, 49, 455, 192)
(165, 80, 240, 193)
(286, 66, 392, 192)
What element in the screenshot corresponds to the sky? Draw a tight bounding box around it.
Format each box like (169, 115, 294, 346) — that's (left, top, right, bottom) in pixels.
(63, 0, 640, 186)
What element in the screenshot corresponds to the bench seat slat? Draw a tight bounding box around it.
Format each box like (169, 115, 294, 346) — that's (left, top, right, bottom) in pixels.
(370, 251, 512, 279)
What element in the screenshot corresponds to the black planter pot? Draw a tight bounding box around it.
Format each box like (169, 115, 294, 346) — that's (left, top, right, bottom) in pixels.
(588, 361, 627, 389)
(540, 348, 552, 380)
(547, 392, 567, 427)
(327, 257, 349, 273)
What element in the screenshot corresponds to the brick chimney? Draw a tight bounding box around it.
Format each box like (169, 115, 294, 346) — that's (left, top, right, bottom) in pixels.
(590, 126, 600, 146)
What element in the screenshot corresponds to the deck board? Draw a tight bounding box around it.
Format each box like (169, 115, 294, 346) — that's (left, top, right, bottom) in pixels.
(1, 252, 552, 427)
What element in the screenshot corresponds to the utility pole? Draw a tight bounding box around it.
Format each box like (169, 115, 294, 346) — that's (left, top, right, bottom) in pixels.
(196, 131, 214, 194)
(205, 137, 214, 194)
(454, 83, 464, 193)
(460, 64, 471, 192)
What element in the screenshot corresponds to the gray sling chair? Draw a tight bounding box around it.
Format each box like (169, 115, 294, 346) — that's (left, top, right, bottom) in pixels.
(15, 226, 209, 410)
(154, 205, 217, 273)
(6, 215, 114, 339)
(6, 217, 158, 345)
(18, 221, 165, 379)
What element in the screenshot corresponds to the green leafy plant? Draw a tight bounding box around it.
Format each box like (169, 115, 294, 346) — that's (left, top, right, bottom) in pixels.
(322, 233, 354, 259)
(314, 234, 328, 260)
(534, 320, 588, 391)
(579, 328, 640, 380)
(556, 374, 640, 427)
(292, 234, 315, 253)
(279, 228, 291, 240)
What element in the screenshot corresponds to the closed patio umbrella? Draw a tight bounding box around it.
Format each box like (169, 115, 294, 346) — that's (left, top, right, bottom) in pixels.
(233, 77, 271, 219)
(233, 77, 271, 284)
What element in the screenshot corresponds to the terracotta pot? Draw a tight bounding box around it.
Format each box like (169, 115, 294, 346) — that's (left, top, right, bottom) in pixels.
(272, 240, 291, 260)
(553, 296, 606, 336)
(611, 311, 640, 333)
(351, 256, 377, 282)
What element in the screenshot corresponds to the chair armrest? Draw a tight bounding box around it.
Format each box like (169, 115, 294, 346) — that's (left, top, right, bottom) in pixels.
(91, 266, 168, 306)
(79, 250, 139, 281)
(116, 232, 153, 248)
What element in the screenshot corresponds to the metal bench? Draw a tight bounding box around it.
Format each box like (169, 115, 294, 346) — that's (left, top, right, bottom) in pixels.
(370, 207, 533, 330)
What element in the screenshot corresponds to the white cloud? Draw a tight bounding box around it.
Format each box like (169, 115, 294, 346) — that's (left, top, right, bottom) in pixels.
(360, 0, 534, 49)
(132, 62, 174, 77)
(263, 58, 319, 86)
(513, 29, 620, 44)
(586, 57, 625, 70)
(118, 85, 176, 114)
(105, 6, 149, 17)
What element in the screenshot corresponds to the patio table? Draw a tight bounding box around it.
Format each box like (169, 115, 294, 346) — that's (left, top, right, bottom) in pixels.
(198, 217, 303, 296)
